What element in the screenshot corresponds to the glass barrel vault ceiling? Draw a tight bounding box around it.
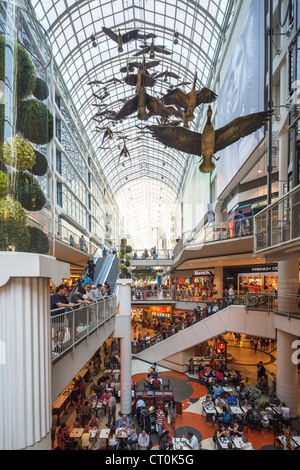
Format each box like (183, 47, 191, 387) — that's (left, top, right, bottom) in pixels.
(28, 0, 234, 248)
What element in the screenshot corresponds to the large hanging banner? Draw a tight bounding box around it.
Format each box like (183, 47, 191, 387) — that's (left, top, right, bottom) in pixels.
(216, 0, 265, 196)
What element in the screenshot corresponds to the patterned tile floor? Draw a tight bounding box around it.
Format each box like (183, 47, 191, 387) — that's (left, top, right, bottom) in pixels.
(55, 332, 288, 451)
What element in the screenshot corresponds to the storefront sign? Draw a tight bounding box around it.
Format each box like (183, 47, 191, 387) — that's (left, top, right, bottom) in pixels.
(194, 270, 213, 276)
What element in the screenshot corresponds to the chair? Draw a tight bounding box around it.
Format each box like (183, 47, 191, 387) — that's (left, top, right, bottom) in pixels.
(107, 444, 118, 450)
(247, 418, 261, 433)
(163, 379, 170, 391)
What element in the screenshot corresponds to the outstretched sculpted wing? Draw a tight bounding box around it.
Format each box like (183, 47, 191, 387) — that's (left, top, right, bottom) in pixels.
(146, 96, 172, 118)
(102, 27, 118, 43)
(113, 96, 138, 121)
(147, 125, 202, 156)
(160, 88, 188, 109)
(134, 46, 150, 57)
(215, 110, 274, 153)
(122, 29, 140, 44)
(196, 87, 218, 105)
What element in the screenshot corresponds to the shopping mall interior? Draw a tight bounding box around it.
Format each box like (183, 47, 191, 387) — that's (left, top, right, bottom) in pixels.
(0, 0, 299, 453)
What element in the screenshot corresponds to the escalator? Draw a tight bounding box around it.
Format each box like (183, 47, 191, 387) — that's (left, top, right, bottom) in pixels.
(133, 305, 276, 364)
(94, 254, 119, 293)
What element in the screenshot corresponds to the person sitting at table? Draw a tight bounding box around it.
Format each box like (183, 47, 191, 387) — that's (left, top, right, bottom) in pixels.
(228, 392, 238, 407)
(88, 392, 98, 408)
(99, 392, 109, 415)
(213, 384, 223, 400)
(145, 373, 153, 390)
(245, 404, 261, 426)
(228, 420, 243, 438)
(231, 370, 242, 386)
(88, 413, 100, 432)
(214, 424, 230, 449)
(215, 395, 226, 409)
(57, 423, 74, 450)
(118, 414, 130, 429)
(159, 428, 173, 450)
(79, 427, 91, 450)
(182, 431, 199, 450)
(152, 376, 161, 390)
(268, 394, 281, 408)
(215, 369, 224, 383)
(138, 429, 150, 450)
(107, 427, 119, 450)
(240, 396, 251, 408)
(240, 435, 253, 450)
(216, 406, 231, 425)
(124, 421, 138, 449)
(202, 394, 213, 408)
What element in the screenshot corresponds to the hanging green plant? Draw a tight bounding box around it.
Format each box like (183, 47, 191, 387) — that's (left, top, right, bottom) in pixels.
(1, 137, 36, 171)
(119, 251, 124, 259)
(0, 198, 27, 225)
(29, 150, 48, 176)
(126, 245, 132, 253)
(124, 260, 130, 267)
(0, 217, 30, 251)
(15, 172, 46, 211)
(0, 36, 36, 100)
(27, 226, 49, 254)
(125, 254, 131, 261)
(17, 99, 54, 145)
(32, 77, 49, 101)
(0, 170, 10, 197)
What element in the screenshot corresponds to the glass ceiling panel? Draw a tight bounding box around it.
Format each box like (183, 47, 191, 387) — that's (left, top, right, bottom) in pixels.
(28, 0, 235, 247)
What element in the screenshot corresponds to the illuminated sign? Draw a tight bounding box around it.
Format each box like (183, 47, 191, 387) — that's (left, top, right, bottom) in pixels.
(195, 271, 213, 276)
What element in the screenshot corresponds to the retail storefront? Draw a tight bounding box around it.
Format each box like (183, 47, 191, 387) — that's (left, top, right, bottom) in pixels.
(173, 270, 215, 289)
(224, 265, 279, 293)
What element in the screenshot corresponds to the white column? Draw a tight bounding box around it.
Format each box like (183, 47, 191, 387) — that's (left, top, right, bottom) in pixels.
(276, 329, 298, 417)
(0, 253, 69, 450)
(117, 279, 132, 415)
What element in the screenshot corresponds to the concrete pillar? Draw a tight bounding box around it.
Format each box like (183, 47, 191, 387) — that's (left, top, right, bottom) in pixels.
(0, 253, 69, 450)
(214, 266, 223, 299)
(117, 279, 132, 415)
(276, 329, 299, 417)
(277, 258, 299, 314)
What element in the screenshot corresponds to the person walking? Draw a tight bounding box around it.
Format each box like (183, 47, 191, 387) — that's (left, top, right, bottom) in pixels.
(106, 392, 116, 428)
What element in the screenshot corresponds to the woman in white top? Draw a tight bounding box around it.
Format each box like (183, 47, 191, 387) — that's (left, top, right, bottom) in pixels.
(280, 403, 290, 421)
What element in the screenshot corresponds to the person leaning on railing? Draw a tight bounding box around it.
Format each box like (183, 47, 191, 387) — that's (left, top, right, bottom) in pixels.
(51, 284, 76, 350)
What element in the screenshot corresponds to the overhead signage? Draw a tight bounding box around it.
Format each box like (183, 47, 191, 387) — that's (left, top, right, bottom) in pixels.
(194, 270, 213, 276)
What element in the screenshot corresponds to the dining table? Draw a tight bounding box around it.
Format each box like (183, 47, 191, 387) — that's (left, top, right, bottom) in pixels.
(172, 438, 190, 450)
(69, 427, 84, 438)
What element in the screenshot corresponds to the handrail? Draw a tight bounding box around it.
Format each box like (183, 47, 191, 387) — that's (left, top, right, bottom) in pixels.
(96, 253, 116, 288)
(131, 292, 300, 353)
(254, 184, 300, 217)
(51, 294, 117, 362)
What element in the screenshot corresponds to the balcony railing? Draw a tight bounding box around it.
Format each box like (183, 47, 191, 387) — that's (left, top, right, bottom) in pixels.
(131, 292, 300, 353)
(51, 295, 117, 362)
(254, 185, 300, 253)
(186, 216, 254, 247)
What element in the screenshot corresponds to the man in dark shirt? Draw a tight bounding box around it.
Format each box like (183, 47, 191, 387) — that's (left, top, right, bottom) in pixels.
(86, 258, 95, 280)
(246, 404, 261, 424)
(50, 284, 75, 349)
